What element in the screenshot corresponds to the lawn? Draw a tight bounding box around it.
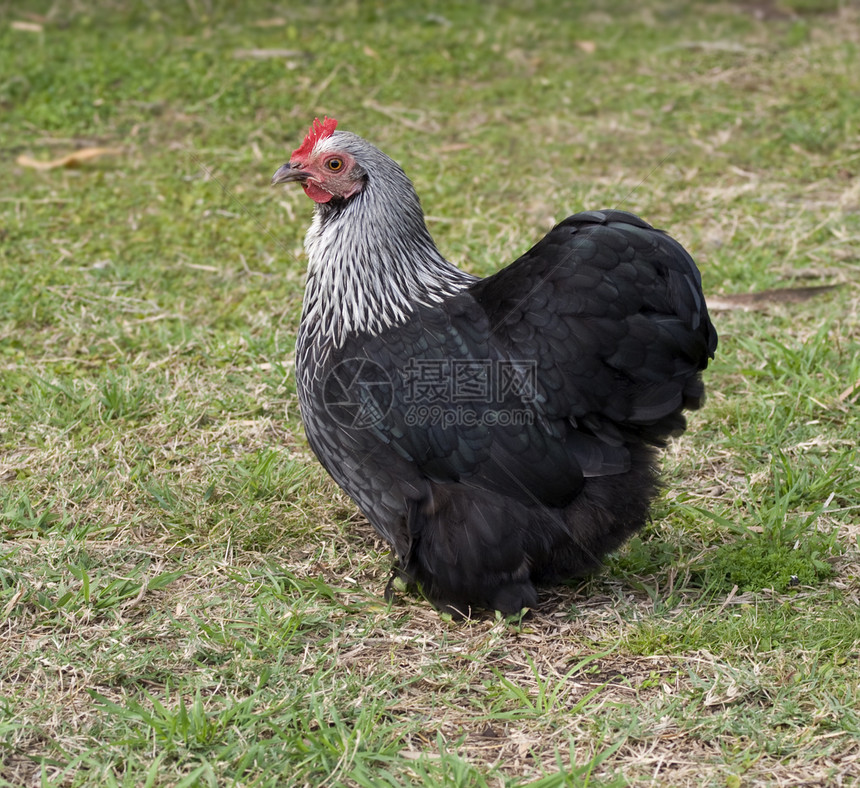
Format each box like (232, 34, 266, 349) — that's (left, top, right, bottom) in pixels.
(1, 1, 859, 786)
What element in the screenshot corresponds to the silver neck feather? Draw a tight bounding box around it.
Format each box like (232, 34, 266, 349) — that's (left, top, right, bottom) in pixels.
(298, 144, 475, 354)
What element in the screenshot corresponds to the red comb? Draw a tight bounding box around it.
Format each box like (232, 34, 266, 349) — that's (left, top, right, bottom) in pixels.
(292, 116, 338, 160)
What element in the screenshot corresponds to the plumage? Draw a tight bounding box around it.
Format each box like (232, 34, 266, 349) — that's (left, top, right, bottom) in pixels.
(272, 117, 717, 616)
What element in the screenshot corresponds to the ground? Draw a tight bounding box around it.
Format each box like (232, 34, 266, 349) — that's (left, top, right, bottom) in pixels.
(0, 1, 858, 786)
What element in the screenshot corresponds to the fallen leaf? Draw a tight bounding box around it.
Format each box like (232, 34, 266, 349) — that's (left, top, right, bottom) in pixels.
(11, 21, 43, 32)
(232, 48, 303, 59)
(252, 17, 286, 27)
(435, 143, 471, 153)
(708, 285, 840, 312)
(400, 750, 440, 760)
(16, 147, 123, 170)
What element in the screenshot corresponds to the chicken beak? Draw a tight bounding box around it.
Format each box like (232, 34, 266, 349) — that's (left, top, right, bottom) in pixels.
(271, 162, 309, 186)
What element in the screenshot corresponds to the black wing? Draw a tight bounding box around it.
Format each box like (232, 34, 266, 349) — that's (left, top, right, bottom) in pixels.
(471, 209, 717, 442)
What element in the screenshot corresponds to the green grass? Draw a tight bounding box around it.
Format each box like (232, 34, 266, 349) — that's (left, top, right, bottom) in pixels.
(1, 1, 859, 785)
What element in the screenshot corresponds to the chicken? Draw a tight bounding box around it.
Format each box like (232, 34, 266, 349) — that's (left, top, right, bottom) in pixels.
(272, 117, 717, 615)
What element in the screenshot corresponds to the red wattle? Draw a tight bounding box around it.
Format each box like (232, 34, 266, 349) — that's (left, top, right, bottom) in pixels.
(303, 182, 333, 203)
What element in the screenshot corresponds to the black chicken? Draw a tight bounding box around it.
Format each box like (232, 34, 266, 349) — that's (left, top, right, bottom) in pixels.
(272, 117, 717, 615)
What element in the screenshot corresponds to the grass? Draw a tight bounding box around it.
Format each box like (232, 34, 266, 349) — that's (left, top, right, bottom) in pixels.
(1, 0, 859, 785)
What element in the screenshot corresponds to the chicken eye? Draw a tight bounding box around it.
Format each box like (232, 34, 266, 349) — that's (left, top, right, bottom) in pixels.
(326, 158, 343, 171)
